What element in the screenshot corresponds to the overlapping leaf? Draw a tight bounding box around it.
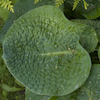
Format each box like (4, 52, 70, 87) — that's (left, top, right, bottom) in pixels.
(66, 0, 100, 19)
(71, 19, 100, 42)
(68, 21, 98, 53)
(0, 7, 9, 21)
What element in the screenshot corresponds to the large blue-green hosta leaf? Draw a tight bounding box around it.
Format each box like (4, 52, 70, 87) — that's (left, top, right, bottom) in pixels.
(0, 0, 64, 43)
(67, 0, 100, 19)
(50, 64, 100, 100)
(2, 5, 91, 96)
(71, 19, 100, 42)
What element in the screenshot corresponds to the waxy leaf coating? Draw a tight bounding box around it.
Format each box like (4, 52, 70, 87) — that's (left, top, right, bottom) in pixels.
(68, 21, 98, 53)
(50, 64, 100, 100)
(0, 0, 64, 43)
(25, 88, 51, 100)
(2, 6, 91, 96)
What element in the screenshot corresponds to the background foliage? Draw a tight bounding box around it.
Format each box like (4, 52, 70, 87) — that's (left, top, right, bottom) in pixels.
(0, 0, 88, 13)
(0, 0, 100, 100)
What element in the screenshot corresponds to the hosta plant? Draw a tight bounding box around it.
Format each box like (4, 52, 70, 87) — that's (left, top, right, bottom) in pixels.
(2, 5, 93, 96)
(0, 1, 100, 100)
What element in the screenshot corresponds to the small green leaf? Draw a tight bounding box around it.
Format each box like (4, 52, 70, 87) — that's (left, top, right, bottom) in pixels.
(2, 90, 8, 99)
(98, 47, 100, 60)
(0, 7, 9, 21)
(15, 79, 25, 87)
(1, 84, 23, 92)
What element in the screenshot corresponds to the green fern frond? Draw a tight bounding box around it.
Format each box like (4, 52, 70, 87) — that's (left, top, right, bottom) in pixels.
(34, 0, 41, 4)
(83, 0, 89, 10)
(55, 0, 65, 7)
(72, 0, 80, 10)
(34, 0, 65, 7)
(72, 0, 89, 10)
(0, 0, 14, 13)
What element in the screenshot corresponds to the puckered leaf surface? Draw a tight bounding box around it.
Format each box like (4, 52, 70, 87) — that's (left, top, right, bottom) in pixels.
(25, 88, 51, 100)
(50, 64, 100, 100)
(0, 0, 64, 43)
(71, 19, 100, 42)
(68, 21, 98, 53)
(67, 0, 100, 19)
(2, 6, 91, 96)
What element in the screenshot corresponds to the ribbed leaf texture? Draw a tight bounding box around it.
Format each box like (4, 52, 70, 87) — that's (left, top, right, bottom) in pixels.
(71, 19, 100, 42)
(25, 88, 51, 100)
(0, 0, 64, 43)
(2, 6, 91, 96)
(50, 64, 100, 100)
